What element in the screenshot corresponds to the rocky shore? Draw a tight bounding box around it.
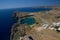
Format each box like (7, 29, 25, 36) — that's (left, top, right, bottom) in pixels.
(10, 8, 60, 40)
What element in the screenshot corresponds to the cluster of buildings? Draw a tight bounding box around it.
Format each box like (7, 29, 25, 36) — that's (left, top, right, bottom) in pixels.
(11, 10, 60, 40)
(49, 22, 60, 32)
(34, 22, 60, 32)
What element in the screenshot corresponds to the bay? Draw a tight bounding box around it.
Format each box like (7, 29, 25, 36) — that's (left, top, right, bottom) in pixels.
(0, 7, 52, 40)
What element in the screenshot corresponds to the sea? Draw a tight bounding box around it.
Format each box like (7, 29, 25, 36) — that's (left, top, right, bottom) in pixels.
(0, 7, 52, 40)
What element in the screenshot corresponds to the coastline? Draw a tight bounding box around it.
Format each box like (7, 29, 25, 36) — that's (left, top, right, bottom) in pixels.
(10, 7, 60, 40)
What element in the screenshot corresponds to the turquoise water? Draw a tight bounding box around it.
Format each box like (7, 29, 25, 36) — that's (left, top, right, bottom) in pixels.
(20, 17, 36, 25)
(0, 8, 52, 40)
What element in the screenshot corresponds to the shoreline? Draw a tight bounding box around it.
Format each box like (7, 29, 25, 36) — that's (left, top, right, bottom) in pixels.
(10, 7, 60, 40)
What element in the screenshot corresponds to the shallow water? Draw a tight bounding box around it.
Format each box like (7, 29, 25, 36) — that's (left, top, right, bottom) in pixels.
(0, 8, 52, 40)
(20, 17, 36, 25)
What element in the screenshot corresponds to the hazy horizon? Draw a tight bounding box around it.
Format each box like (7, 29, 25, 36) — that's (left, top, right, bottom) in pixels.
(0, 0, 60, 9)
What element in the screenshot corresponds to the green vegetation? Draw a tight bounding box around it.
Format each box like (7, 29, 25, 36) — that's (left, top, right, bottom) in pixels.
(54, 26, 60, 32)
(54, 26, 59, 30)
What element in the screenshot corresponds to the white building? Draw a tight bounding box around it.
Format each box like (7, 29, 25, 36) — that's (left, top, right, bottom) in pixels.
(53, 22, 60, 26)
(42, 24, 49, 29)
(58, 28, 60, 31)
(36, 24, 49, 31)
(20, 37, 23, 40)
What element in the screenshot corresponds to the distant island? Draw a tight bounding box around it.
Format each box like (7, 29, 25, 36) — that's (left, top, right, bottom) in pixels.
(10, 7, 60, 40)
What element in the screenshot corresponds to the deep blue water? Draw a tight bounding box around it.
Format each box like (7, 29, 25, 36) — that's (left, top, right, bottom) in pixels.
(0, 7, 52, 40)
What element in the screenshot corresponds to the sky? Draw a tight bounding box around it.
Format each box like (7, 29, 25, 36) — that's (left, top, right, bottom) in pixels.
(0, 0, 60, 9)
